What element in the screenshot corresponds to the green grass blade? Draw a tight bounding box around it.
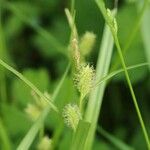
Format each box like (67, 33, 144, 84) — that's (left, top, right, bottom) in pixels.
(111, 0, 149, 71)
(17, 107, 49, 150)
(95, 0, 150, 149)
(71, 120, 90, 150)
(96, 62, 149, 86)
(0, 59, 58, 112)
(52, 64, 70, 100)
(97, 126, 134, 150)
(17, 64, 70, 150)
(71, 0, 75, 14)
(84, 22, 115, 150)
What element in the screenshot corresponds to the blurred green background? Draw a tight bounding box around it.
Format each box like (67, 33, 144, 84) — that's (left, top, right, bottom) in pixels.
(0, 0, 150, 149)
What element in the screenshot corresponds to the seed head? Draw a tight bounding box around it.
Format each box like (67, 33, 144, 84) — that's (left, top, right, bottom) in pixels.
(106, 8, 118, 33)
(79, 32, 96, 57)
(74, 64, 95, 98)
(37, 136, 52, 150)
(63, 104, 82, 131)
(71, 38, 80, 68)
(25, 103, 41, 121)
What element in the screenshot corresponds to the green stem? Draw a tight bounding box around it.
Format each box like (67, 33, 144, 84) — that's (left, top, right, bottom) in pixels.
(111, 0, 149, 71)
(97, 126, 134, 150)
(17, 64, 70, 150)
(79, 95, 84, 113)
(95, 62, 149, 86)
(52, 122, 64, 150)
(0, 59, 58, 113)
(114, 35, 150, 150)
(71, 0, 75, 15)
(96, 0, 150, 149)
(84, 23, 115, 150)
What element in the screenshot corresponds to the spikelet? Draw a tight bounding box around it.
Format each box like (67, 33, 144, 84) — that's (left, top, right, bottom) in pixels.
(106, 8, 118, 34)
(79, 32, 96, 57)
(63, 104, 82, 131)
(25, 91, 51, 121)
(37, 136, 52, 150)
(74, 64, 95, 99)
(25, 103, 41, 121)
(71, 38, 80, 69)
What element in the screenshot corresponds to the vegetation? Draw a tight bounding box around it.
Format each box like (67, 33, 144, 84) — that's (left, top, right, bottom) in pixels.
(0, 0, 150, 149)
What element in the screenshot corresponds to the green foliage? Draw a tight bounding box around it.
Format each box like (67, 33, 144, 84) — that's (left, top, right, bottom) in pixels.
(11, 69, 50, 107)
(0, 0, 150, 149)
(71, 120, 90, 150)
(111, 3, 148, 83)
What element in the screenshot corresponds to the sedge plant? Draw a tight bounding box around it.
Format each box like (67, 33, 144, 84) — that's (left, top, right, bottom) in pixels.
(0, 0, 150, 149)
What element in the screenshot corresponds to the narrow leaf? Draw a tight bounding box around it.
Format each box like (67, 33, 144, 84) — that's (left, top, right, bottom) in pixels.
(17, 64, 70, 150)
(71, 120, 90, 150)
(84, 22, 115, 149)
(98, 126, 134, 150)
(96, 62, 149, 86)
(0, 59, 58, 112)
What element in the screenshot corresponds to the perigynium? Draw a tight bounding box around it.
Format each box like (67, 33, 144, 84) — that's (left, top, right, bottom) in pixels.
(62, 103, 82, 131)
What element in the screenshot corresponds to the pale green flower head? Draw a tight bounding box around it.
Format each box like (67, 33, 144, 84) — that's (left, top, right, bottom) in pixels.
(37, 136, 52, 150)
(63, 104, 82, 131)
(25, 103, 41, 121)
(79, 32, 96, 57)
(74, 64, 95, 99)
(71, 38, 80, 68)
(106, 8, 118, 33)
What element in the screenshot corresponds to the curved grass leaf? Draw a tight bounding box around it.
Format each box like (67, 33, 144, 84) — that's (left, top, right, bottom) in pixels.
(0, 59, 58, 112)
(17, 64, 70, 150)
(71, 120, 90, 150)
(84, 22, 115, 150)
(95, 0, 150, 149)
(97, 126, 134, 150)
(111, 0, 149, 71)
(95, 62, 149, 86)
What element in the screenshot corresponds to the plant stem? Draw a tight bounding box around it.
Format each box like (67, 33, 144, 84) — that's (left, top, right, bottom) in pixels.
(95, 62, 149, 87)
(111, 0, 149, 71)
(79, 95, 84, 113)
(0, 59, 58, 113)
(97, 126, 134, 150)
(71, 0, 75, 15)
(96, 0, 150, 149)
(113, 35, 150, 150)
(84, 23, 114, 150)
(17, 64, 70, 150)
